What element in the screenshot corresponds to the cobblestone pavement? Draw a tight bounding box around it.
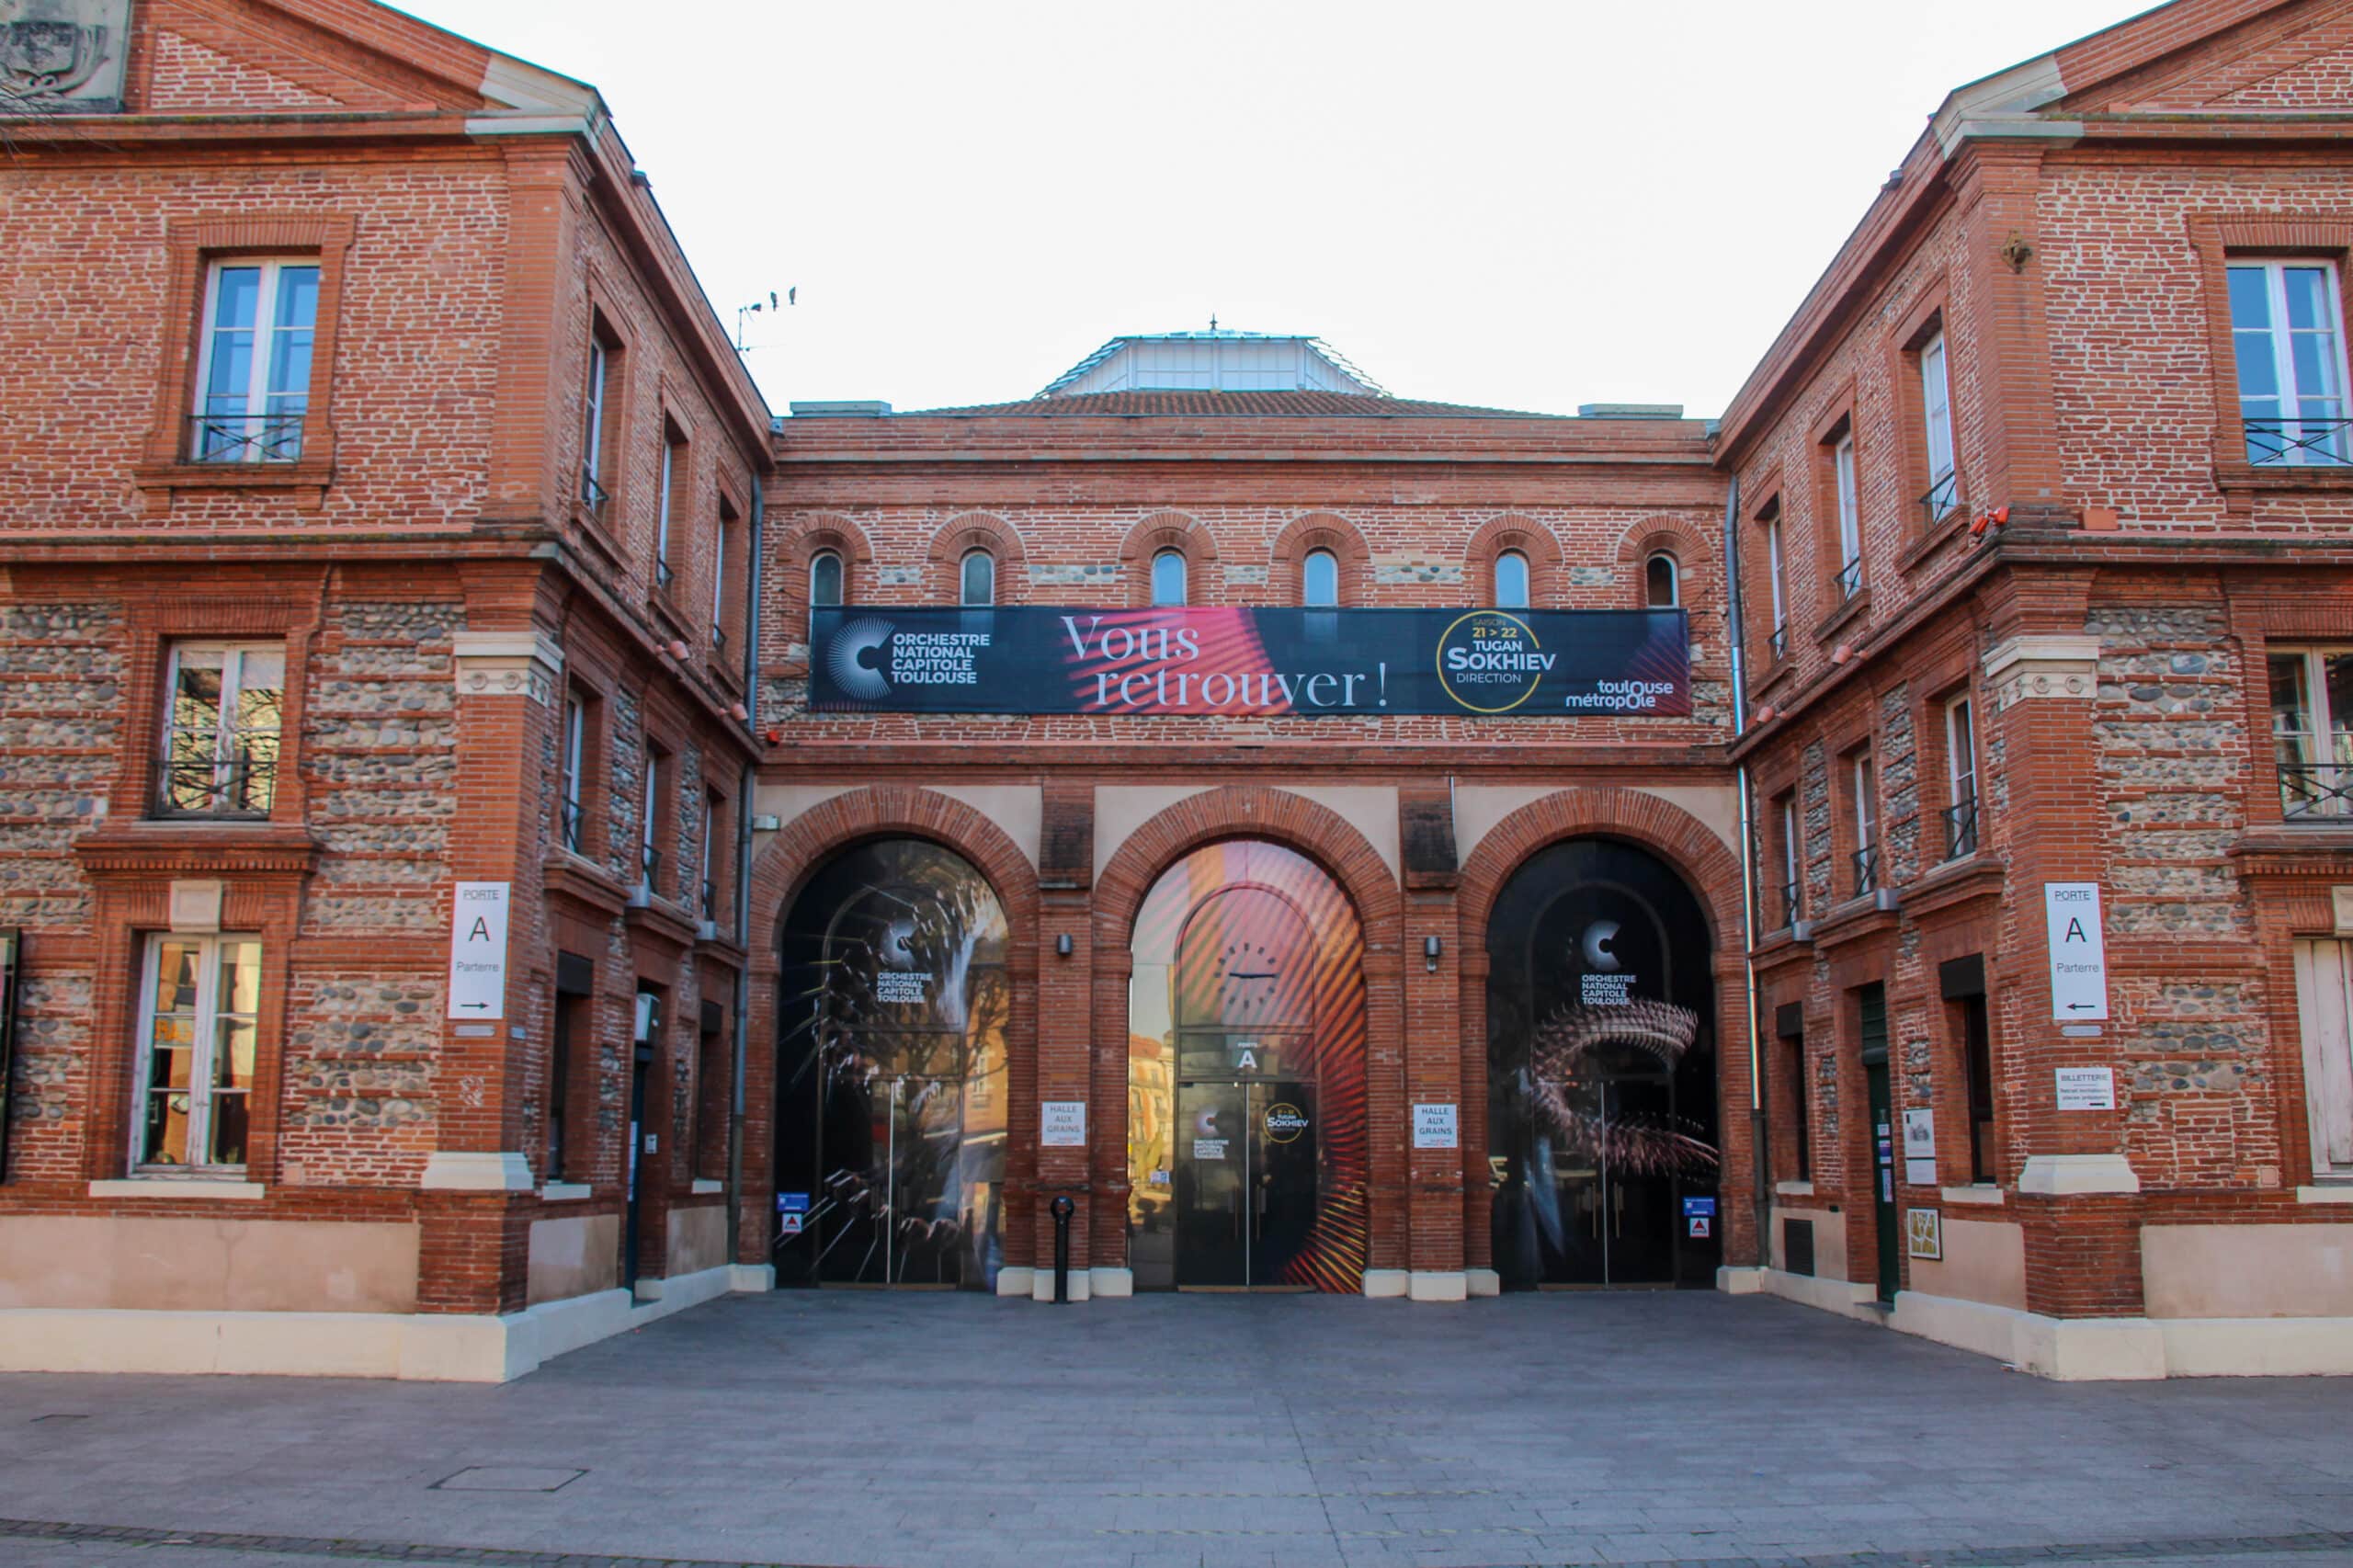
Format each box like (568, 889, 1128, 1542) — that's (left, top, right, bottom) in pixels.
(2, 1290, 2349, 1568)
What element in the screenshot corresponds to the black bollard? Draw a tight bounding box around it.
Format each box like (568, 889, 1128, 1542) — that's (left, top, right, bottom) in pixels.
(1051, 1194, 1074, 1303)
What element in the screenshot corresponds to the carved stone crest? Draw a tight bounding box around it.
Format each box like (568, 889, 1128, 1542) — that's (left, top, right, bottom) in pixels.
(1, 0, 129, 113)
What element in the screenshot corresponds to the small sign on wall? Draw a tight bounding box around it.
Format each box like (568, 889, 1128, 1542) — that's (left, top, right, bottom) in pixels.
(446, 881, 510, 1021)
(2043, 882, 2109, 1021)
(2054, 1067, 2116, 1111)
(1412, 1103, 1459, 1149)
(1905, 1207, 1943, 1261)
(1902, 1108, 1938, 1187)
(1040, 1100, 1087, 1147)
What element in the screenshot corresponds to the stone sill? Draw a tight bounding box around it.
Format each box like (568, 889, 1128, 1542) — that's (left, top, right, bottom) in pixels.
(689, 1178, 722, 1196)
(1941, 1184, 2005, 1206)
(540, 1182, 592, 1202)
(1773, 1180, 1815, 1198)
(1896, 506, 1972, 575)
(91, 1176, 263, 1200)
(2296, 1183, 2353, 1204)
(1812, 585, 1870, 644)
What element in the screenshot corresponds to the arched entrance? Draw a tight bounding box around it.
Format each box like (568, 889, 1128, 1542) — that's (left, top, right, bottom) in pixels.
(771, 838, 1010, 1290)
(1486, 837, 1720, 1289)
(1126, 839, 1368, 1292)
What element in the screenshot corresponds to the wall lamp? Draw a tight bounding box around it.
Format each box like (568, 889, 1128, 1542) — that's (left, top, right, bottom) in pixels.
(1424, 935, 1441, 971)
(1056, 933, 1073, 957)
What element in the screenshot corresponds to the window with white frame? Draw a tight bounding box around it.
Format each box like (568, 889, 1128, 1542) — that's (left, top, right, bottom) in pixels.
(961, 549, 996, 607)
(2230, 260, 2352, 466)
(1850, 749, 1879, 897)
(1645, 551, 1678, 608)
(1833, 431, 1862, 599)
(132, 933, 262, 1169)
(1945, 694, 1979, 859)
(2269, 647, 2353, 817)
(1779, 792, 1802, 927)
(159, 642, 283, 818)
(1151, 549, 1188, 607)
(640, 749, 663, 894)
(191, 259, 317, 463)
(654, 424, 683, 588)
(559, 693, 586, 854)
(1494, 549, 1530, 609)
(1302, 548, 1339, 608)
(809, 550, 844, 635)
(2293, 938, 2353, 1179)
(710, 515, 729, 645)
(1764, 504, 1788, 658)
(1920, 333, 1958, 520)
(580, 332, 613, 514)
(699, 796, 716, 925)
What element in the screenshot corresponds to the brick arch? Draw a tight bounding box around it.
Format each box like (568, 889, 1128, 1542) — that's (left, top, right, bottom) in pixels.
(1119, 510, 1221, 607)
(926, 511, 1029, 604)
(775, 512, 877, 641)
(1267, 512, 1370, 606)
(1614, 513, 1715, 610)
(1464, 514, 1564, 607)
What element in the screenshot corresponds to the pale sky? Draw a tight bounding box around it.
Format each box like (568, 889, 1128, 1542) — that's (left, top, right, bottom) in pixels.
(397, 0, 2143, 420)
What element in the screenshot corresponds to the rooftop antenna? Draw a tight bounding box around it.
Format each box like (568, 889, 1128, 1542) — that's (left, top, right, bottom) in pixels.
(735, 288, 790, 354)
(1209, 312, 1218, 332)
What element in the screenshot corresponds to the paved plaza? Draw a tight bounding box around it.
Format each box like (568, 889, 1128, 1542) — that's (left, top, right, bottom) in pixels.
(2, 1290, 2350, 1568)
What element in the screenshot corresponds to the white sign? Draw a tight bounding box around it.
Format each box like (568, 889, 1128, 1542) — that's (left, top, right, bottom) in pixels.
(446, 881, 510, 1020)
(2055, 1066, 2116, 1111)
(1905, 1208, 1943, 1261)
(2044, 882, 2109, 1021)
(1902, 1108, 1938, 1187)
(1412, 1103, 1460, 1150)
(1040, 1100, 1087, 1147)
(1193, 1138, 1228, 1161)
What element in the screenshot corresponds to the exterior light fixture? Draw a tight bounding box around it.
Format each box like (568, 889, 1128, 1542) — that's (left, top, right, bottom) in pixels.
(1424, 935, 1441, 971)
(1056, 933, 1073, 957)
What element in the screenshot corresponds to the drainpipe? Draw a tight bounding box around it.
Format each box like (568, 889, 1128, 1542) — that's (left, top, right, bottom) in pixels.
(727, 468, 765, 1273)
(1719, 472, 1768, 1273)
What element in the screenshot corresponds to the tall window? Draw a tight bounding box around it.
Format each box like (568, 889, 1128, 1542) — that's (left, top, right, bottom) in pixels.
(1764, 503, 1788, 660)
(2231, 260, 2351, 465)
(558, 693, 586, 854)
(160, 642, 283, 818)
(640, 748, 663, 896)
(1302, 548, 1339, 608)
(1961, 994, 1997, 1183)
(2293, 938, 2353, 1179)
(1833, 431, 1862, 599)
(1151, 549, 1188, 607)
(1920, 333, 1958, 519)
(710, 514, 730, 647)
(1494, 549, 1530, 609)
(580, 327, 615, 516)
(654, 424, 683, 588)
(699, 795, 717, 925)
(191, 259, 317, 463)
(132, 934, 261, 1169)
(1787, 1033, 1812, 1182)
(2270, 648, 2353, 818)
(1944, 695, 1979, 859)
(1850, 749, 1878, 897)
(1778, 792, 1802, 928)
(1644, 552, 1678, 608)
(961, 550, 995, 607)
(809, 550, 844, 635)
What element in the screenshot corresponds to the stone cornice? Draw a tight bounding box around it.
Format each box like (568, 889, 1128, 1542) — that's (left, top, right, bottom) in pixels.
(73, 821, 318, 880)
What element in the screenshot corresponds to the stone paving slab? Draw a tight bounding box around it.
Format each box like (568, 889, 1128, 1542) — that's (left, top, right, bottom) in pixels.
(0, 1290, 2349, 1568)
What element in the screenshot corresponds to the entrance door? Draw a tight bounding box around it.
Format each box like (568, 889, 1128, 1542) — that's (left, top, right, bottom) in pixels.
(1860, 983, 1900, 1303)
(812, 1072, 972, 1288)
(1174, 1080, 1317, 1288)
(1525, 1075, 1678, 1288)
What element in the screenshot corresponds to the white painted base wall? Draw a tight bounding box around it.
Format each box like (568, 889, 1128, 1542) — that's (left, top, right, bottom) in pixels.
(0, 1261, 775, 1384)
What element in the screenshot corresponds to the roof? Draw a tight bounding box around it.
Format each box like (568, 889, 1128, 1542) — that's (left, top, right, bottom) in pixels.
(892, 391, 1576, 419)
(1038, 332, 1388, 399)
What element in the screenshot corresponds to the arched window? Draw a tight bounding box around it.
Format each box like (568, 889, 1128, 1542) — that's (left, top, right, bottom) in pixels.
(1494, 550, 1530, 609)
(1645, 551, 1679, 608)
(1151, 548, 1188, 607)
(1302, 548, 1339, 608)
(809, 550, 843, 633)
(961, 549, 995, 607)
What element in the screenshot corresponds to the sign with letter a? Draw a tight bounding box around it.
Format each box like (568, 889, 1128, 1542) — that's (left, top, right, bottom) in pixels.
(2042, 882, 2109, 1022)
(446, 881, 511, 1021)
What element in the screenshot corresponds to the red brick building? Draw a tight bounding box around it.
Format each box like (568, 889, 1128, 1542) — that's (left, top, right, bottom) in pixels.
(2, 0, 2350, 1381)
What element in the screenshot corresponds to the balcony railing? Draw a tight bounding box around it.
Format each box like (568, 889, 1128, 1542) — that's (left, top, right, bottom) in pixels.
(1768, 622, 1789, 663)
(1942, 796, 1980, 860)
(2245, 416, 2353, 468)
(1836, 554, 1865, 602)
(1779, 878, 1801, 931)
(655, 557, 675, 590)
(157, 750, 277, 818)
(700, 879, 718, 923)
(559, 796, 584, 854)
(1852, 845, 1880, 899)
(579, 465, 609, 518)
(710, 623, 727, 655)
(1919, 470, 1961, 527)
(640, 844, 662, 892)
(2280, 762, 2353, 820)
(188, 410, 304, 464)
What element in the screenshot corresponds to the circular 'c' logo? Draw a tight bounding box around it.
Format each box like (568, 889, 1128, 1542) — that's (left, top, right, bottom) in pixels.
(1263, 1103, 1308, 1143)
(1436, 611, 1547, 713)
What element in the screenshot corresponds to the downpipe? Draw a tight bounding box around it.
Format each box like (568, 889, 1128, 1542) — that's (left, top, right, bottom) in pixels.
(1718, 472, 1769, 1276)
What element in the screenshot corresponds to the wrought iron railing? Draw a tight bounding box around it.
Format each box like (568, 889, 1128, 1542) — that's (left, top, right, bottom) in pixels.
(579, 465, 609, 517)
(559, 796, 584, 853)
(188, 410, 304, 464)
(655, 557, 674, 590)
(1852, 845, 1880, 899)
(2279, 761, 2353, 819)
(1768, 622, 1789, 663)
(1779, 878, 1801, 930)
(640, 844, 661, 892)
(157, 750, 277, 817)
(1920, 470, 1961, 527)
(1942, 797, 1980, 860)
(1836, 554, 1865, 602)
(2245, 416, 2353, 467)
(710, 623, 727, 654)
(700, 880, 718, 923)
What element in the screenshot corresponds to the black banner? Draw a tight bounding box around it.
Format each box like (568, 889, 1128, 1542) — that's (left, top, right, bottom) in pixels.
(808, 606, 1689, 718)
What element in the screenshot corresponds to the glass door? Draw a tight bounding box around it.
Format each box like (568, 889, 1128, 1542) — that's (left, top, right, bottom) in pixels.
(1250, 1083, 1317, 1284)
(1175, 1081, 1247, 1286)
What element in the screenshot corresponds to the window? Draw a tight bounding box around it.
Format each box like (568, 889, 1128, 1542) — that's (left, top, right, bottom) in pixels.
(1944, 695, 1979, 859)
(1763, 502, 1788, 660)
(1494, 550, 1529, 609)
(693, 1004, 729, 1182)
(2269, 648, 2353, 818)
(1961, 994, 1996, 1184)
(1777, 792, 1802, 928)
(132, 933, 261, 1169)
(159, 642, 283, 818)
(580, 322, 618, 517)
(2293, 938, 2353, 1179)
(699, 793, 718, 926)
(1302, 548, 1339, 608)
(710, 514, 730, 647)
(1833, 431, 1863, 599)
(558, 694, 586, 852)
(1787, 1033, 1812, 1182)
(1919, 332, 1958, 521)
(809, 550, 844, 634)
(1151, 549, 1188, 607)
(1644, 551, 1678, 608)
(961, 549, 996, 607)
(2230, 260, 2351, 466)
(190, 259, 317, 464)
(1850, 749, 1878, 898)
(640, 746, 665, 897)
(655, 423, 683, 589)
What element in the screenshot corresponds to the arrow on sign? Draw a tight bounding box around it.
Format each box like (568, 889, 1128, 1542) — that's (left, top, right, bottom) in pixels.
(460, 1001, 490, 1011)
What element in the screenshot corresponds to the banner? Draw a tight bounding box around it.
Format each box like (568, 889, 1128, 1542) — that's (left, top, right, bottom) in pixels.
(808, 606, 1688, 718)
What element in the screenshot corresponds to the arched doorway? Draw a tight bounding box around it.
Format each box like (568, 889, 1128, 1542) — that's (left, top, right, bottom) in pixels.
(1486, 837, 1720, 1289)
(772, 838, 1009, 1290)
(1127, 839, 1368, 1292)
